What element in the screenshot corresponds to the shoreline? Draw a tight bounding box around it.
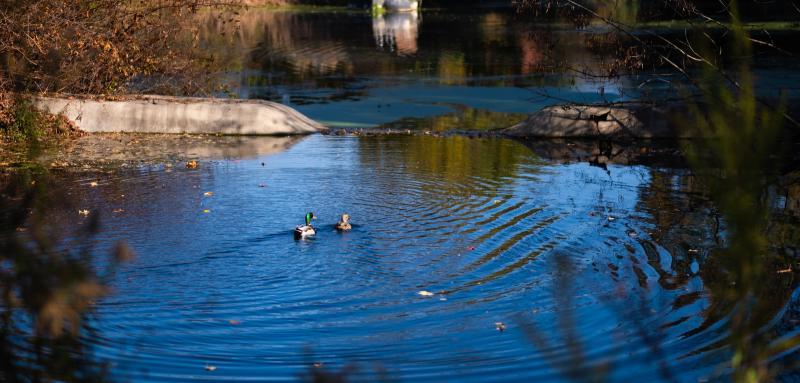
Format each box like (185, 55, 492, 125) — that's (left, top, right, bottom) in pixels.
(0, 129, 698, 174)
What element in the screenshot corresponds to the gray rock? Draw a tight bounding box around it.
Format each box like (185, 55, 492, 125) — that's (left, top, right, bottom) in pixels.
(504, 104, 683, 138)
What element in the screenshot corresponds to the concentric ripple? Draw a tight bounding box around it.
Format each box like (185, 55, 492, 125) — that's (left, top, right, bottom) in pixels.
(46, 135, 799, 382)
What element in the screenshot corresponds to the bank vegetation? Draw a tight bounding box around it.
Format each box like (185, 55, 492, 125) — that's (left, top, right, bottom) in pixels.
(0, 0, 251, 140)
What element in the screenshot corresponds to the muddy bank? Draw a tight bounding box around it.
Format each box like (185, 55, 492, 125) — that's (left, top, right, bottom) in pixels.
(33, 95, 327, 136)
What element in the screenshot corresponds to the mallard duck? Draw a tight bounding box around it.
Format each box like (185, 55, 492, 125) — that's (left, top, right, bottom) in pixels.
(335, 213, 352, 231)
(294, 212, 316, 239)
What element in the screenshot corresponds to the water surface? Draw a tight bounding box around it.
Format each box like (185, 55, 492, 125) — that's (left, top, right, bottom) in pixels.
(39, 134, 800, 382)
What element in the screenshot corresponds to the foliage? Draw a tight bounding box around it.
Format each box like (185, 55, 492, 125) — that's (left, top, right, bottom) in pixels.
(3, 99, 44, 140)
(0, 171, 133, 381)
(681, 3, 798, 381)
(0, 97, 84, 143)
(514, 0, 799, 381)
(0, 0, 239, 96)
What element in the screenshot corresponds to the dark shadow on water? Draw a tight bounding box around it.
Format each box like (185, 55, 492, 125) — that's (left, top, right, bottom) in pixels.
(0, 169, 131, 381)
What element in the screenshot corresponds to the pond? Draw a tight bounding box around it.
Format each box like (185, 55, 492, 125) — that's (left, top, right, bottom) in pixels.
(3, 5, 800, 383)
(26, 133, 796, 382)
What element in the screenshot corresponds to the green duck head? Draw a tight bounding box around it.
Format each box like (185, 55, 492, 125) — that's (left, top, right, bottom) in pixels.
(305, 212, 315, 226)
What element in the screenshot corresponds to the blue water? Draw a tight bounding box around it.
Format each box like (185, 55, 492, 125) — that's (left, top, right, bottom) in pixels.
(34, 6, 799, 381)
(49, 135, 796, 382)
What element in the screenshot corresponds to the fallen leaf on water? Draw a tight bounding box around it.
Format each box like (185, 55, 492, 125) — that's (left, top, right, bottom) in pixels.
(204, 192, 214, 197)
(186, 160, 199, 169)
(205, 365, 217, 372)
(493, 200, 502, 204)
(78, 209, 90, 216)
(495, 322, 507, 332)
(417, 291, 435, 297)
(89, 181, 98, 187)
(229, 320, 241, 325)
(203, 209, 210, 213)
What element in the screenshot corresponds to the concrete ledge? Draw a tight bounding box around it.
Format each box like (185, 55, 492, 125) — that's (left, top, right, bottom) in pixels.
(504, 104, 684, 138)
(33, 95, 327, 135)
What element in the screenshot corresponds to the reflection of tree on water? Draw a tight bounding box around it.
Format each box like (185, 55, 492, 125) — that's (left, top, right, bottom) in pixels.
(357, 135, 536, 186)
(373, 11, 420, 56)
(196, 7, 628, 94)
(514, 131, 800, 381)
(1, 172, 130, 381)
(378, 106, 528, 132)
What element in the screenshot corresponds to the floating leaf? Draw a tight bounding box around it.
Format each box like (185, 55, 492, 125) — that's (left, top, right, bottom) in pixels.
(89, 181, 98, 187)
(417, 291, 434, 297)
(78, 209, 90, 216)
(203, 192, 214, 197)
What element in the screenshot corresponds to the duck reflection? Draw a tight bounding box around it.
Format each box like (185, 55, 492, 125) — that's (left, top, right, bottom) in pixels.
(373, 11, 420, 56)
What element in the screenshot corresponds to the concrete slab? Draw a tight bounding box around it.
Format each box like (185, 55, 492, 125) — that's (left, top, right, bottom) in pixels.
(33, 95, 327, 135)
